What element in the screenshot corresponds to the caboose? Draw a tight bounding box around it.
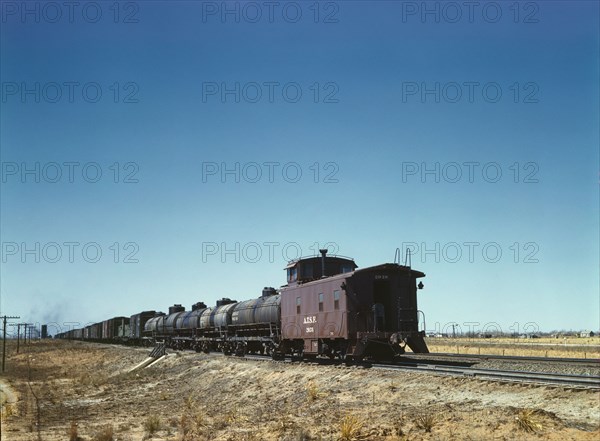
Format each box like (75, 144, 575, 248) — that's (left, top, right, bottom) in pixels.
(278, 250, 428, 360)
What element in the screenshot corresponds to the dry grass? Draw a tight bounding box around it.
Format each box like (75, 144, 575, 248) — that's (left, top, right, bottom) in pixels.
(184, 394, 196, 410)
(92, 425, 115, 441)
(414, 412, 437, 432)
(515, 409, 544, 433)
(79, 372, 108, 387)
(306, 380, 320, 402)
(143, 414, 161, 434)
(338, 414, 363, 440)
(180, 413, 209, 440)
(3, 403, 14, 417)
(277, 409, 296, 435)
(285, 429, 313, 440)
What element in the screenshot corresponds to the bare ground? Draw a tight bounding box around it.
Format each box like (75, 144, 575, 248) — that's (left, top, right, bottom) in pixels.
(1, 340, 599, 441)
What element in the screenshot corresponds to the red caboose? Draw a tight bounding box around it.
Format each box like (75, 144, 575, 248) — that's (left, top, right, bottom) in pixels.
(279, 250, 428, 360)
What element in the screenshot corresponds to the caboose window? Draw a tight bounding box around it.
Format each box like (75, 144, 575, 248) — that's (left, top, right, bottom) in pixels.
(318, 293, 324, 312)
(288, 267, 297, 283)
(334, 290, 340, 310)
(296, 297, 301, 314)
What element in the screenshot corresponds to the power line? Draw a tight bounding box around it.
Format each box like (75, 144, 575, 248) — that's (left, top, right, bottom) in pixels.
(1, 316, 20, 373)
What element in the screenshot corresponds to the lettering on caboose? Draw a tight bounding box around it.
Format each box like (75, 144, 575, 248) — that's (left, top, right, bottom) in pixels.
(303, 316, 317, 324)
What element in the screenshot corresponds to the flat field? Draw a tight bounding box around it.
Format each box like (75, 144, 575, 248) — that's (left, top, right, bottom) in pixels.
(1, 340, 599, 440)
(422, 337, 600, 359)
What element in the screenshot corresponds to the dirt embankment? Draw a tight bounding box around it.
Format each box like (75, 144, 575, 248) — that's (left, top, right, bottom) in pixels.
(1, 341, 599, 440)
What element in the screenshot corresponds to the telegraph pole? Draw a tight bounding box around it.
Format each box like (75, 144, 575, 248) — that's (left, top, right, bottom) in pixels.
(1, 316, 20, 372)
(16, 324, 20, 353)
(8, 323, 23, 353)
(24, 324, 31, 345)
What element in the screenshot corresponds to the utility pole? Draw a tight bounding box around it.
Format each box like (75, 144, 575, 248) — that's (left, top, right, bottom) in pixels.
(25, 324, 31, 345)
(1, 316, 20, 373)
(7, 323, 23, 353)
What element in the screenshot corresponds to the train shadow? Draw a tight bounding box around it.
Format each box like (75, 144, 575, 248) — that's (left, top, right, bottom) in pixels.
(392, 357, 477, 368)
(353, 357, 477, 369)
(287, 355, 477, 368)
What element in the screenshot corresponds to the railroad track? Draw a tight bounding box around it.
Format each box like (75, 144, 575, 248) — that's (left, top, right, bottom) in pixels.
(406, 352, 600, 368)
(240, 353, 600, 390)
(372, 362, 600, 390)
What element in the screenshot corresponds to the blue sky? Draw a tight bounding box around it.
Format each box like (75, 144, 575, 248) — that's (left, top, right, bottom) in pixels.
(1, 1, 598, 335)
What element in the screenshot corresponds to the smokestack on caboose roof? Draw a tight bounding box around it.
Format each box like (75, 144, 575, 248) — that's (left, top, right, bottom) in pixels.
(319, 249, 328, 277)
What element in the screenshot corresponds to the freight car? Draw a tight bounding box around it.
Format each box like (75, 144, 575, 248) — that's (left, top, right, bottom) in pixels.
(54, 250, 429, 361)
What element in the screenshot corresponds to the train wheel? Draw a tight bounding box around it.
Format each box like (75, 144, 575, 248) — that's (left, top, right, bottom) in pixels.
(235, 343, 246, 357)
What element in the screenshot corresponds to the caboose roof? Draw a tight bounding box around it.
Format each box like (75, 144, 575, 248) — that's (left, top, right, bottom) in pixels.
(356, 263, 425, 278)
(281, 263, 425, 290)
(284, 255, 356, 269)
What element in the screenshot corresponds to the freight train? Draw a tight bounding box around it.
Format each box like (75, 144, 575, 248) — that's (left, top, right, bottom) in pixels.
(55, 251, 429, 361)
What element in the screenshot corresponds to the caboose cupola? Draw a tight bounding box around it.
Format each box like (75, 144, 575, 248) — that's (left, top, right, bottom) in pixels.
(284, 250, 357, 286)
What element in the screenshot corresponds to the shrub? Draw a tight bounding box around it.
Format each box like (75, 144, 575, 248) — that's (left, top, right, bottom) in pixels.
(415, 412, 437, 432)
(143, 414, 161, 434)
(93, 425, 114, 441)
(339, 414, 362, 440)
(306, 381, 320, 402)
(515, 409, 543, 433)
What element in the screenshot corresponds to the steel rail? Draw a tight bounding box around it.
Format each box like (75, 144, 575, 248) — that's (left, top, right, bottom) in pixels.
(407, 352, 600, 367)
(371, 362, 600, 389)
